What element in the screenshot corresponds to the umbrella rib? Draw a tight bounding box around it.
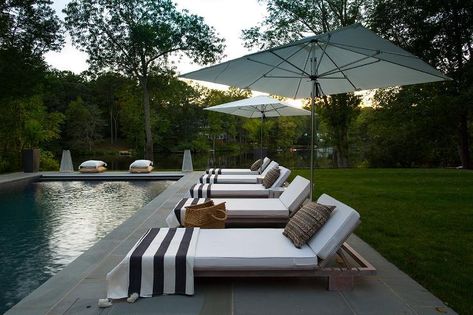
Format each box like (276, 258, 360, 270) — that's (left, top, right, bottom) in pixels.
(244, 41, 312, 89)
(323, 41, 419, 58)
(293, 42, 313, 99)
(316, 36, 330, 74)
(245, 58, 304, 76)
(320, 41, 449, 80)
(318, 53, 380, 77)
(270, 50, 311, 77)
(317, 43, 359, 90)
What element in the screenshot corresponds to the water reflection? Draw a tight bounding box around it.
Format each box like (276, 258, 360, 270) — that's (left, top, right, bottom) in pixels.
(0, 180, 171, 313)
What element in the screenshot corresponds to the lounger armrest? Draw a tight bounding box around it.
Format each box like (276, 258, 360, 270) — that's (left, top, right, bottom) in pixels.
(269, 187, 285, 198)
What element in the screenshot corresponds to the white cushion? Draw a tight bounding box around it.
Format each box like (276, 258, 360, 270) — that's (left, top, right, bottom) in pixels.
(260, 161, 279, 176)
(270, 166, 291, 188)
(208, 175, 259, 184)
(130, 159, 153, 168)
(211, 198, 288, 217)
(79, 160, 107, 169)
(279, 176, 311, 213)
(207, 184, 270, 198)
(195, 229, 317, 270)
(307, 194, 360, 260)
(218, 169, 259, 175)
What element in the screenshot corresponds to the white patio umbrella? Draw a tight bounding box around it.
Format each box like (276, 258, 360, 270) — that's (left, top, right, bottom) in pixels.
(205, 95, 310, 160)
(181, 23, 451, 198)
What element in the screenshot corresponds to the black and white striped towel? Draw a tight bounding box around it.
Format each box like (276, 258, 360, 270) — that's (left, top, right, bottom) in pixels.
(107, 227, 200, 299)
(206, 168, 222, 174)
(165, 198, 210, 227)
(189, 184, 212, 198)
(199, 174, 218, 184)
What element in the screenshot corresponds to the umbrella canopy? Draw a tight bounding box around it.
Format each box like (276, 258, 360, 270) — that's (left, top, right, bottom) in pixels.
(204, 95, 310, 118)
(181, 23, 450, 198)
(205, 95, 310, 160)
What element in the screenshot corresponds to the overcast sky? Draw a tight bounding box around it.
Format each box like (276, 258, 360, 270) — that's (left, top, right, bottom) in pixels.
(44, 0, 267, 75)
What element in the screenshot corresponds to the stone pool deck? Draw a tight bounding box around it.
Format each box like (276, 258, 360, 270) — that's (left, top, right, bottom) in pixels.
(4, 171, 457, 315)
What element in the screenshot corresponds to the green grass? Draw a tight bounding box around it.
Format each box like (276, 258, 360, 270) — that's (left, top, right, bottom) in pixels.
(291, 168, 473, 315)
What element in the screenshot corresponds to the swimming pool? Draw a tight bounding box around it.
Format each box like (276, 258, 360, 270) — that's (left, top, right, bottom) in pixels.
(0, 180, 172, 313)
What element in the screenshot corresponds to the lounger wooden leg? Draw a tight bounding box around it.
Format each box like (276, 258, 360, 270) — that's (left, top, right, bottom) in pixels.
(328, 275, 354, 291)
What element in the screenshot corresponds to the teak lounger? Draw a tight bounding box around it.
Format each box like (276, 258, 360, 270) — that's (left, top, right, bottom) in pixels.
(109, 194, 376, 296)
(206, 157, 272, 175)
(199, 161, 279, 184)
(190, 167, 291, 198)
(168, 175, 310, 227)
(193, 194, 376, 290)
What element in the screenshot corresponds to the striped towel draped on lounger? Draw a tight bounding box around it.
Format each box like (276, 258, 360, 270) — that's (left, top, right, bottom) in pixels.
(106, 227, 200, 299)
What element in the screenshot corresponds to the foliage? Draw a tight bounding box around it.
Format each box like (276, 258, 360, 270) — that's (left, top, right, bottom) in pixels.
(39, 150, 59, 171)
(368, 0, 473, 168)
(65, 97, 104, 152)
(318, 93, 361, 167)
(242, 0, 367, 49)
(0, 0, 63, 99)
(64, 0, 225, 159)
(292, 168, 473, 315)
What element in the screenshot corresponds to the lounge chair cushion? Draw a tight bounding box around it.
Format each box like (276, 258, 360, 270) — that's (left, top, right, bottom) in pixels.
(271, 167, 291, 189)
(79, 160, 107, 169)
(214, 198, 288, 217)
(263, 166, 280, 188)
(283, 202, 334, 248)
(190, 184, 271, 198)
(130, 159, 153, 168)
(307, 194, 360, 260)
(279, 176, 311, 214)
(194, 229, 317, 270)
(250, 159, 262, 171)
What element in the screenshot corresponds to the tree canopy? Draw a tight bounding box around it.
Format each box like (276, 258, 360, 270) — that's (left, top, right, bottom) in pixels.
(64, 0, 225, 159)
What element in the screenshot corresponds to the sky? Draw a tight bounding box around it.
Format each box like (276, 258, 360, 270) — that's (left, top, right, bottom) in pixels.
(44, 0, 267, 76)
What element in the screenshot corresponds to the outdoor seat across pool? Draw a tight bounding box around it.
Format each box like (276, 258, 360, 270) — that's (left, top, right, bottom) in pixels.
(106, 193, 376, 300)
(189, 166, 291, 198)
(167, 175, 310, 227)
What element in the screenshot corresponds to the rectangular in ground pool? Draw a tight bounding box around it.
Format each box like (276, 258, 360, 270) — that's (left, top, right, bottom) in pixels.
(0, 180, 172, 314)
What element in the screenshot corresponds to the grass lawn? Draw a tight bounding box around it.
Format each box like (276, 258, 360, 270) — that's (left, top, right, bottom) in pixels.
(291, 168, 473, 315)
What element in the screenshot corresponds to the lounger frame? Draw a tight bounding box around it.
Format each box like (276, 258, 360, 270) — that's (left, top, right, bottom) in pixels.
(194, 243, 376, 291)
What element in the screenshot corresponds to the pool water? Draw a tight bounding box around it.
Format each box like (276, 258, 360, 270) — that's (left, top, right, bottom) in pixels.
(0, 180, 172, 313)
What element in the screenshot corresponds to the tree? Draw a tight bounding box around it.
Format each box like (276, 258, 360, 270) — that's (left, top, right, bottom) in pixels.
(368, 0, 473, 168)
(0, 0, 63, 98)
(65, 97, 104, 152)
(241, 0, 369, 167)
(318, 93, 361, 167)
(64, 0, 225, 160)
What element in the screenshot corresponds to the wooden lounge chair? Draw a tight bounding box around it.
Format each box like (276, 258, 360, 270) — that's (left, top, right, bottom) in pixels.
(193, 193, 376, 290)
(189, 167, 291, 198)
(206, 157, 272, 175)
(107, 194, 376, 297)
(199, 161, 279, 184)
(168, 175, 310, 227)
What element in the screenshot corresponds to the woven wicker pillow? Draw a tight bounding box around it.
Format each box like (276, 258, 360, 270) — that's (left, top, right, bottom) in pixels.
(283, 202, 335, 248)
(262, 166, 280, 188)
(250, 159, 263, 171)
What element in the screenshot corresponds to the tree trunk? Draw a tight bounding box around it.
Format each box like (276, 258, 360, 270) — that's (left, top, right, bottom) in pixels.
(141, 76, 154, 160)
(458, 111, 471, 169)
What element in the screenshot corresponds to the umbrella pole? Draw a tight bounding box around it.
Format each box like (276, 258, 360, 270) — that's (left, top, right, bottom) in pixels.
(310, 83, 315, 200)
(260, 113, 265, 160)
